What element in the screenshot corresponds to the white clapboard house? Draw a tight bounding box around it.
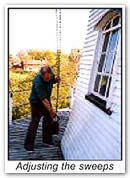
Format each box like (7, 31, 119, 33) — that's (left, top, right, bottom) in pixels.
(61, 8, 122, 160)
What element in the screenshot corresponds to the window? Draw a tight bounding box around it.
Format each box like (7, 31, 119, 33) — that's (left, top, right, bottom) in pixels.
(85, 13, 121, 115)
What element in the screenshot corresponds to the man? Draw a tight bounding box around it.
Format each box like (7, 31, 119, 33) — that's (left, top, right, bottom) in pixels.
(24, 66, 60, 151)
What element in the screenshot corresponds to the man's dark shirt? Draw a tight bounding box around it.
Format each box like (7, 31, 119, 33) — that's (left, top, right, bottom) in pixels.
(29, 72, 56, 104)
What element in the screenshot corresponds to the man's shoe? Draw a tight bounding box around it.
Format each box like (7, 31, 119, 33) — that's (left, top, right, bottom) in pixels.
(24, 145, 34, 151)
(43, 140, 53, 145)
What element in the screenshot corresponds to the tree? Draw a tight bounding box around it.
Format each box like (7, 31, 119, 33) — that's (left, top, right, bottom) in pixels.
(9, 49, 78, 119)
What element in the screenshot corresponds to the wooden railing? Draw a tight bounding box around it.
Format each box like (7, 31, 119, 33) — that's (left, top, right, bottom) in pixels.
(9, 80, 74, 121)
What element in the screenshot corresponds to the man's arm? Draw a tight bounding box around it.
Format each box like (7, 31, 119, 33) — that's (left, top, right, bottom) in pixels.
(42, 99, 55, 119)
(42, 99, 52, 111)
(52, 74, 60, 84)
(34, 80, 55, 119)
(51, 69, 60, 84)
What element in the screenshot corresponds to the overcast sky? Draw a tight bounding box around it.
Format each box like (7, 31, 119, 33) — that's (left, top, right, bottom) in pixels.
(9, 9, 89, 55)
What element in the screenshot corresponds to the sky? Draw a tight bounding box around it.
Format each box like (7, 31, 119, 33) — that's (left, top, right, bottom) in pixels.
(9, 9, 89, 55)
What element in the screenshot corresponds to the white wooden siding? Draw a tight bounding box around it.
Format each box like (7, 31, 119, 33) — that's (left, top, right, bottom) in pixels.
(61, 8, 121, 160)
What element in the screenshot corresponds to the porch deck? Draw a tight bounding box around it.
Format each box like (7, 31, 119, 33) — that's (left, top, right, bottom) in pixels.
(9, 111, 69, 160)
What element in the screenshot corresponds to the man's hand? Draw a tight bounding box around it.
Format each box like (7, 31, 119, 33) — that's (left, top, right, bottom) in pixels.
(42, 99, 51, 111)
(49, 109, 56, 120)
(55, 76, 61, 83)
(42, 99, 56, 120)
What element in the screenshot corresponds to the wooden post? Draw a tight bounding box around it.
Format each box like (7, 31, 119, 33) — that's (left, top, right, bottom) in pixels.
(70, 87, 74, 109)
(9, 92, 13, 125)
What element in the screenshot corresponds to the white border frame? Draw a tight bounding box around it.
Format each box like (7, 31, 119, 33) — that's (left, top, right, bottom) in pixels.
(5, 4, 125, 174)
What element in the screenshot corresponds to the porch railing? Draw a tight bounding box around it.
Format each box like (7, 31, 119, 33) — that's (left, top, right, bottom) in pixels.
(9, 81, 75, 123)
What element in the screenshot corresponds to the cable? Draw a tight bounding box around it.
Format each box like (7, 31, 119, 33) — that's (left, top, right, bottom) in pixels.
(56, 9, 61, 112)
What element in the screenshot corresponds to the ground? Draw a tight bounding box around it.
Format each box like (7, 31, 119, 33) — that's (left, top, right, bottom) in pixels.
(9, 111, 69, 160)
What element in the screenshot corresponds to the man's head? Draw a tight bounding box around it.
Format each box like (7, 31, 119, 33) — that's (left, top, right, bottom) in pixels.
(40, 66, 52, 82)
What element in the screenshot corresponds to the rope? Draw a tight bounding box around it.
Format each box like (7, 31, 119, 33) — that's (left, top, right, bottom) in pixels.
(56, 9, 61, 112)
(9, 80, 13, 97)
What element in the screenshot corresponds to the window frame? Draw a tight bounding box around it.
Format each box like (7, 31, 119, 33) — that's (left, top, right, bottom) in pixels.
(86, 13, 121, 114)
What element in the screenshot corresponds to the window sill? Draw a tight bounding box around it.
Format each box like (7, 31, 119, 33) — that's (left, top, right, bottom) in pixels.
(85, 94, 112, 115)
